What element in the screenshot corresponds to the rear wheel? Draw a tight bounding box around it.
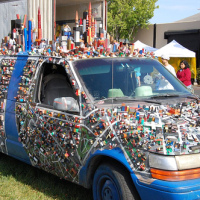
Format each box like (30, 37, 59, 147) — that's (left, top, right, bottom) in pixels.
(92, 163, 140, 200)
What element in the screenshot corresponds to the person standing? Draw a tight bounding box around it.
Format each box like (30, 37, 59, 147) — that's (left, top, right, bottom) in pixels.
(161, 54, 176, 77)
(177, 60, 192, 88)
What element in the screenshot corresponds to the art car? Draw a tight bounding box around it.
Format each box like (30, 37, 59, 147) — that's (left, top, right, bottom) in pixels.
(1, 53, 200, 200)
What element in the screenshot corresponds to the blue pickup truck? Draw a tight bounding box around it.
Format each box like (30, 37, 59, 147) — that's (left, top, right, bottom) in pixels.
(1, 52, 200, 200)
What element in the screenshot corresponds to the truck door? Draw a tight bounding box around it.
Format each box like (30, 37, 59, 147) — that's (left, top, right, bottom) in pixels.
(0, 54, 38, 164)
(10, 55, 39, 162)
(16, 57, 82, 183)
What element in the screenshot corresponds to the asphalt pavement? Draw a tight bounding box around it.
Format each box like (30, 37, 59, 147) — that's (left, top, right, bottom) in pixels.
(193, 85, 200, 97)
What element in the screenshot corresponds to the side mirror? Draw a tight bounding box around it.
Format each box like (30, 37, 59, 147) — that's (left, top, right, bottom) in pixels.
(53, 97, 79, 112)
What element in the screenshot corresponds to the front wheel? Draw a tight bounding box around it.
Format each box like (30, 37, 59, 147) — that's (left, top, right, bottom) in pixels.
(92, 163, 140, 200)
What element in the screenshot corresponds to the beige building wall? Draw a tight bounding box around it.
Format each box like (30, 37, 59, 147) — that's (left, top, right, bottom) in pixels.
(27, 0, 105, 41)
(134, 20, 200, 48)
(133, 25, 154, 47)
(56, 1, 104, 30)
(56, 2, 102, 21)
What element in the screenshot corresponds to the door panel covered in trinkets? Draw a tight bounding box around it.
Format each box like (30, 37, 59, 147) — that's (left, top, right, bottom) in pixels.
(13, 57, 39, 161)
(15, 57, 85, 183)
(0, 56, 17, 155)
(0, 56, 39, 162)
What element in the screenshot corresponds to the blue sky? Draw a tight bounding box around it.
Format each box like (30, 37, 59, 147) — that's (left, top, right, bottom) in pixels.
(149, 0, 200, 24)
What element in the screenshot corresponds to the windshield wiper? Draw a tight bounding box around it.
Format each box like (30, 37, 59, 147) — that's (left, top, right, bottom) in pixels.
(150, 94, 180, 99)
(151, 94, 199, 101)
(185, 94, 199, 100)
(97, 97, 162, 105)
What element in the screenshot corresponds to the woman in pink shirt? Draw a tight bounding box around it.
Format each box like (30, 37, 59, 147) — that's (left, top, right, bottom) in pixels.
(177, 60, 192, 88)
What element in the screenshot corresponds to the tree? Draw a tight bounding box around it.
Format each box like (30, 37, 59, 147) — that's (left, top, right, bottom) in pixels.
(107, 0, 158, 41)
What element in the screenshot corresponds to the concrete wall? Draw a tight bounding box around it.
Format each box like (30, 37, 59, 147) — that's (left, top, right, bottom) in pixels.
(134, 20, 200, 48)
(27, 0, 53, 41)
(0, 0, 27, 41)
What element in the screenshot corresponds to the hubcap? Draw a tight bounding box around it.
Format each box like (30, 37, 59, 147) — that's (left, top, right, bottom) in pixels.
(101, 180, 119, 200)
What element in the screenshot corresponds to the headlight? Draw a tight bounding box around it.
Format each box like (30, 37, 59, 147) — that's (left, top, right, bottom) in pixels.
(175, 154, 200, 170)
(149, 153, 200, 181)
(149, 153, 178, 170)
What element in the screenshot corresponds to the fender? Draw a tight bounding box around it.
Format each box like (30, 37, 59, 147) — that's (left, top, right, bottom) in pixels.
(79, 147, 136, 188)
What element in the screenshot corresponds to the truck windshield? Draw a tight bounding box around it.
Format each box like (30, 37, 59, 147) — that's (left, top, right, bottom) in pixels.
(73, 57, 191, 100)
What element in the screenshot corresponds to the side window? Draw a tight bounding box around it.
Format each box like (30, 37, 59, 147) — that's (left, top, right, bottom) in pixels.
(38, 63, 77, 107)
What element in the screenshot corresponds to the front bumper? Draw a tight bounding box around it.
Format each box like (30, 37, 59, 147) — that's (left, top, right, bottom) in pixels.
(132, 173, 200, 200)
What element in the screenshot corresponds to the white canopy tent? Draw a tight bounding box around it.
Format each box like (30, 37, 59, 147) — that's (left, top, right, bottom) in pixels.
(134, 40, 157, 52)
(154, 40, 196, 57)
(154, 40, 196, 79)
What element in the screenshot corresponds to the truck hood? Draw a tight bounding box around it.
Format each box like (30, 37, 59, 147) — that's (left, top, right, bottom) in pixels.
(93, 97, 200, 156)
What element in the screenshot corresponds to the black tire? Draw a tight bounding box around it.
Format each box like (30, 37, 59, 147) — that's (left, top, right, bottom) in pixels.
(92, 163, 140, 200)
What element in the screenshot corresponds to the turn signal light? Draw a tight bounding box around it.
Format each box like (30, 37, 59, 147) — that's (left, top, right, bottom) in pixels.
(150, 168, 200, 181)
